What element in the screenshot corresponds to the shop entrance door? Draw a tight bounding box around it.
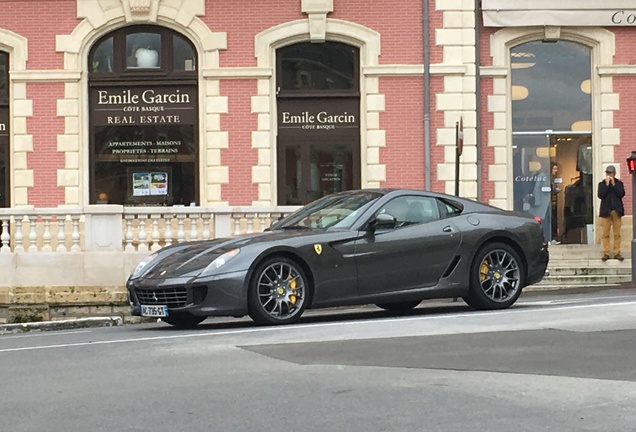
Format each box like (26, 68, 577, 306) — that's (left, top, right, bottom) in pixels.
(278, 141, 357, 206)
(513, 131, 593, 244)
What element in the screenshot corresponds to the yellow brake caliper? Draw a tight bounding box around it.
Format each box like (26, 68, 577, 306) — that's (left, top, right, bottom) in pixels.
(479, 259, 490, 282)
(288, 277, 297, 304)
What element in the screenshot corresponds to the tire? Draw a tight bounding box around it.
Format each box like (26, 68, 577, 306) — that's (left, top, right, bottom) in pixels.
(463, 242, 525, 310)
(375, 300, 421, 314)
(161, 314, 206, 328)
(247, 256, 310, 325)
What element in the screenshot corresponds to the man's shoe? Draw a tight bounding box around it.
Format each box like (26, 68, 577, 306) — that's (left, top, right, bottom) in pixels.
(615, 254, 625, 262)
(602, 254, 610, 262)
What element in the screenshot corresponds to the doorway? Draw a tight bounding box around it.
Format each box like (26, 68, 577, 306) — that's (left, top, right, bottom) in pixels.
(513, 131, 593, 244)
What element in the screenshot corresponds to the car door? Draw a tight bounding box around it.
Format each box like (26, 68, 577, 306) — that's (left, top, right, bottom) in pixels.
(354, 195, 462, 295)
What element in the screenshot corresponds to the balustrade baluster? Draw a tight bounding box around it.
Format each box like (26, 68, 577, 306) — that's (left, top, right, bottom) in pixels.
(164, 214, 173, 247)
(259, 214, 268, 233)
(137, 215, 149, 252)
(124, 215, 135, 251)
(0, 217, 10, 253)
(42, 216, 52, 252)
(201, 214, 211, 240)
(246, 214, 254, 234)
(189, 214, 199, 241)
(176, 214, 186, 243)
(56, 216, 68, 252)
(14, 215, 25, 253)
(233, 214, 242, 236)
(28, 216, 38, 252)
(150, 215, 161, 251)
(71, 215, 81, 252)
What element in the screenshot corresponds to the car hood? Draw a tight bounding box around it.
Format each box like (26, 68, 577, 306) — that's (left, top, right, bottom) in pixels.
(142, 228, 339, 279)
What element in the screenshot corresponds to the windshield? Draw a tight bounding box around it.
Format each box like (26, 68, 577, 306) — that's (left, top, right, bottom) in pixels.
(274, 191, 383, 230)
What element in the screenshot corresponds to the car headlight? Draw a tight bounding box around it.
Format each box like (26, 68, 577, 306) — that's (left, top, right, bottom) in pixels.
(131, 253, 157, 279)
(199, 248, 240, 277)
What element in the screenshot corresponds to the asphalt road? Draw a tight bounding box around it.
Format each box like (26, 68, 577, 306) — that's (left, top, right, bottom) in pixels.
(2, 289, 636, 432)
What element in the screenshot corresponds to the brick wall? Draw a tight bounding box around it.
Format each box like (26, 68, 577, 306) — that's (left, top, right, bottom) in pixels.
(205, 0, 428, 67)
(27, 82, 65, 207)
(479, 78, 495, 203)
(0, 0, 78, 70)
(379, 76, 427, 190)
(612, 76, 636, 215)
(220, 80, 258, 205)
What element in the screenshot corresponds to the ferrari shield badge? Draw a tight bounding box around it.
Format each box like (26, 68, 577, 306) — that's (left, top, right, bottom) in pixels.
(314, 244, 322, 255)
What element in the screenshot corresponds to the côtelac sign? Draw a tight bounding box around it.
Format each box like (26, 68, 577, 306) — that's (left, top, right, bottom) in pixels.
(482, 0, 636, 27)
(90, 85, 197, 126)
(278, 98, 359, 138)
(0, 106, 7, 146)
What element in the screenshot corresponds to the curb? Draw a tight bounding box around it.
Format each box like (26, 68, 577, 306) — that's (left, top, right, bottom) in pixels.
(0, 316, 123, 334)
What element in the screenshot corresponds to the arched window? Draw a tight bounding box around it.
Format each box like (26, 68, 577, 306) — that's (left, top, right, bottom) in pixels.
(511, 40, 592, 244)
(88, 26, 198, 206)
(0, 51, 9, 207)
(276, 42, 360, 205)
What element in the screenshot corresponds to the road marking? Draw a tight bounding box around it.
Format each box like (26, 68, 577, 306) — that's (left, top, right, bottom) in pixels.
(1, 300, 635, 354)
(0, 330, 91, 340)
(521, 294, 636, 306)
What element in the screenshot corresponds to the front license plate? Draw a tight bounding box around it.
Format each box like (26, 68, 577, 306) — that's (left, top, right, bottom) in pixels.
(141, 305, 168, 317)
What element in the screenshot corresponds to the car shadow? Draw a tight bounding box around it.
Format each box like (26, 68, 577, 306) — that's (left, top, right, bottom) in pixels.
(139, 300, 538, 332)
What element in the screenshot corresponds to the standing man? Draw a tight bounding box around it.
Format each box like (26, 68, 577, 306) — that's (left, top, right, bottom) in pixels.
(598, 165, 625, 261)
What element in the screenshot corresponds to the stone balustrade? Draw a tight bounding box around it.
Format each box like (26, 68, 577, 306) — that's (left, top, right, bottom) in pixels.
(0, 205, 300, 253)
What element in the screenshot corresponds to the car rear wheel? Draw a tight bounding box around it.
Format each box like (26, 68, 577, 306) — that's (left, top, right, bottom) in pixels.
(161, 314, 206, 328)
(248, 256, 309, 325)
(463, 242, 524, 310)
(375, 300, 421, 313)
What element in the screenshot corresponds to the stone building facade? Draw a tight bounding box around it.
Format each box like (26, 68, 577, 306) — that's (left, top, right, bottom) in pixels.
(2, 0, 634, 245)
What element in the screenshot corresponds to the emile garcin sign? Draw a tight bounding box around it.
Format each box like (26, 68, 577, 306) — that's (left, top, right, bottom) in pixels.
(90, 86, 197, 126)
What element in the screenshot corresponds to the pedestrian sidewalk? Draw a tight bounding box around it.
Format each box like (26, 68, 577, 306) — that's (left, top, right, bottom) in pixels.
(0, 316, 123, 334)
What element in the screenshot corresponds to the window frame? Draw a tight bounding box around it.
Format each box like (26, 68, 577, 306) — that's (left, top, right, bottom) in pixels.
(276, 41, 360, 98)
(88, 25, 198, 83)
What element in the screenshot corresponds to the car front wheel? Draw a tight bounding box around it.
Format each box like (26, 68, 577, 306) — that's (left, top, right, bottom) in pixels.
(463, 242, 524, 310)
(248, 256, 309, 325)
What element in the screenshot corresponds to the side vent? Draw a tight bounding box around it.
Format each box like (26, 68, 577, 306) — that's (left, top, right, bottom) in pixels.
(442, 255, 461, 278)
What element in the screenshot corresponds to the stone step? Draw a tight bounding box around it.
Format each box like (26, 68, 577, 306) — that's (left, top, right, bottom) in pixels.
(536, 274, 630, 286)
(525, 283, 621, 292)
(547, 266, 632, 276)
(548, 259, 630, 267)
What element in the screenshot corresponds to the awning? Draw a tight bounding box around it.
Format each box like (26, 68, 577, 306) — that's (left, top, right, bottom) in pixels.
(482, 0, 636, 27)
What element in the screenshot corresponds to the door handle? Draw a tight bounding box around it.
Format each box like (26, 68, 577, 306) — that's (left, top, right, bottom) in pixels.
(443, 225, 453, 233)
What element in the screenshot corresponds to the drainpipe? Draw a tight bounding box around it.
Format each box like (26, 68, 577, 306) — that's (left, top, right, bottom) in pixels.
(423, 0, 431, 191)
(475, 0, 483, 201)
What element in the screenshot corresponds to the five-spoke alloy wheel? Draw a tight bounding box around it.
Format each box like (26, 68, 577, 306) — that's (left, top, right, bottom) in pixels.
(248, 256, 310, 325)
(463, 242, 524, 310)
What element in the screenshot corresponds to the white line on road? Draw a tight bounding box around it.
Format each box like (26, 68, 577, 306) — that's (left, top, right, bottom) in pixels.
(1, 300, 636, 354)
(0, 330, 92, 340)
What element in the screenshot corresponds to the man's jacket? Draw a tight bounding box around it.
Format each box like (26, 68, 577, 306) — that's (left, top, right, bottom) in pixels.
(598, 178, 625, 217)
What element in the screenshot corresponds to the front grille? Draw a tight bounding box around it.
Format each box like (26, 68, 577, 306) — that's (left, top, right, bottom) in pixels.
(135, 287, 188, 308)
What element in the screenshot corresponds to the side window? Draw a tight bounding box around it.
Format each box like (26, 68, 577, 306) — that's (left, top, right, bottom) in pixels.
(438, 199, 463, 218)
(378, 196, 441, 227)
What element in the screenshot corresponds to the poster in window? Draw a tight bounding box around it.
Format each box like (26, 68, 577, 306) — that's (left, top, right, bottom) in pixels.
(150, 172, 168, 196)
(132, 172, 151, 196)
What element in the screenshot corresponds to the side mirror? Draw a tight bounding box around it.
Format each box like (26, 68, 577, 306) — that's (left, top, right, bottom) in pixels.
(368, 213, 397, 232)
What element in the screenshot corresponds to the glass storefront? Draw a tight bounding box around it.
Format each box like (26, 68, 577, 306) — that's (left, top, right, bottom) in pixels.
(0, 51, 8, 207)
(276, 42, 360, 205)
(511, 40, 592, 243)
(88, 26, 198, 206)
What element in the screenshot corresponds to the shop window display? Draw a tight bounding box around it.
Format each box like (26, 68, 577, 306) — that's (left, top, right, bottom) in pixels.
(88, 26, 198, 206)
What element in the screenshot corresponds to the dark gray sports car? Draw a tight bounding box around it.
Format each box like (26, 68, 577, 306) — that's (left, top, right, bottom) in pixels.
(126, 189, 549, 327)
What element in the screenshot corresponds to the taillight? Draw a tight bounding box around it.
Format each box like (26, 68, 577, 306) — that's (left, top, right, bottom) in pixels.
(533, 215, 542, 224)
